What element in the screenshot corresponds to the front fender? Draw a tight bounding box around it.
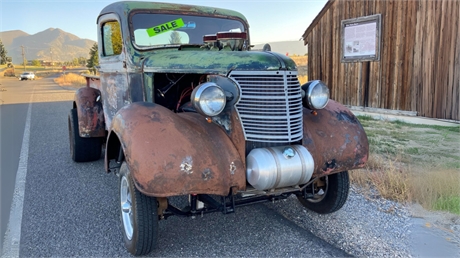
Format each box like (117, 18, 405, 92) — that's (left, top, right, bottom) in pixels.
(108, 102, 246, 197)
(303, 100, 369, 177)
(74, 87, 105, 137)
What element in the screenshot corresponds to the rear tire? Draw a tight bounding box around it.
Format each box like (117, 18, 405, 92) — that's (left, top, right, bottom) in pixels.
(68, 108, 102, 162)
(296, 171, 349, 214)
(119, 162, 159, 256)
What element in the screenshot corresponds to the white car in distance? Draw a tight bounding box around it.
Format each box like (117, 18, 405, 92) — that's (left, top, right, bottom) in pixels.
(19, 72, 35, 80)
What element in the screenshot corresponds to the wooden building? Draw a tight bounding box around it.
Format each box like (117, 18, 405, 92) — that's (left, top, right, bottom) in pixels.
(302, 0, 459, 120)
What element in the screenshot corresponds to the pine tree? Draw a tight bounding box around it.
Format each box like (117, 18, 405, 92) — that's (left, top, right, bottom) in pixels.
(86, 43, 99, 74)
(0, 39, 7, 65)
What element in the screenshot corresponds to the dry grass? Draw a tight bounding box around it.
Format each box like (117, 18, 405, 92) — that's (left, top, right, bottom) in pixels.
(290, 55, 308, 66)
(54, 73, 86, 87)
(297, 75, 308, 85)
(3, 68, 16, 77)
(351, 161, 460, 214)
(351, 156, 411, 203)
(410, 168, 460, 214)
(291, 56, 308, 85)
(353, 116, 460, 214)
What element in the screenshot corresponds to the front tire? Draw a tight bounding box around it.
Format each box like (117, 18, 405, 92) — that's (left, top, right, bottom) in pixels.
(296, 171, 350, 214)
(119, 162, 159, 256)
(68, 108, 102, 162)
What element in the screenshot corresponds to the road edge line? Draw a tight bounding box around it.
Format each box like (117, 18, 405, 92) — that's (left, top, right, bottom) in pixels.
(1, 92, 33, 258)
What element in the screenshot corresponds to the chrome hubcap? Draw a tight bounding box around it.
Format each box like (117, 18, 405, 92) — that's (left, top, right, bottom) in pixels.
(120, 176, 133, 240)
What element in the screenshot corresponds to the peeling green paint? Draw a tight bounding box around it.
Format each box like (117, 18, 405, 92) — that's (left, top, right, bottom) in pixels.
(97, 2, 298, 76)
(143, 50, 293, 75)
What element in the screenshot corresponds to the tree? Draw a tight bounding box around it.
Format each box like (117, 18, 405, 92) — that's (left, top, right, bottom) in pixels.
(72, 57, 79, 66)
(78, 57, 86, 66)
(169, 31, 182, 44)
(110, 22, 122, 55)
(31, 59, 41, 66)
(87, 43, 99, 74)
(0, 39, 7, 65)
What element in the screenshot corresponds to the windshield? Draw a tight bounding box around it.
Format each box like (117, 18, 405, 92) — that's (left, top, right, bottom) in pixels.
(131, 13, 246, 48)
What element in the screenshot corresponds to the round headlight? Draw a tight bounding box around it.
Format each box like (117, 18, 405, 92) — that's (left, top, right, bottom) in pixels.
(191, 82, 226, 116)
(304, 80, 330, 109)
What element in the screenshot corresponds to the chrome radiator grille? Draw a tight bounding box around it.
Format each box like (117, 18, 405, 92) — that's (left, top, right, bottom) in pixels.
(230, 71, 303, 143)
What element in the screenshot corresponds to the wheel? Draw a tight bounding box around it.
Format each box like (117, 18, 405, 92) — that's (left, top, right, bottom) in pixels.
(68, 108, 102, 162)
(296, 171, 349, 214)
(119, 162, 159, 256)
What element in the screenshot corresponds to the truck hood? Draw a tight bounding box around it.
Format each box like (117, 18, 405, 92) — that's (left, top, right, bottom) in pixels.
(142, 50, 297, 75)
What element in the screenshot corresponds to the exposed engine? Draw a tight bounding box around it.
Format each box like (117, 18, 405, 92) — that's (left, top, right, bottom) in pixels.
(153, 73, 208, 112)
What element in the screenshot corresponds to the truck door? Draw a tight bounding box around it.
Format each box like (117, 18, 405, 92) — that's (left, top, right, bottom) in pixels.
(98, 14, 128, 129)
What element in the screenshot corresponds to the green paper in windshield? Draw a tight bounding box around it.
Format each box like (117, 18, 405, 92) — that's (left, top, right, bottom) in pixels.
(146, 18, 185, 37)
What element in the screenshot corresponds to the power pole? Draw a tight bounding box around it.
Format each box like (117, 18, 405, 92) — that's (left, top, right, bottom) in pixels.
(50, 47, 53, 67)
(21, 45, 26, 71)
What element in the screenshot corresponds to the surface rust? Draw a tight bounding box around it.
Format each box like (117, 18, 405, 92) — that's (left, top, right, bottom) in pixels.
(109, 102, 245, 197)
(227, 109, 246, 165)
(302, 100, 369, 178)
(74, 85, 106, 138)
(142, 50, 292, 75)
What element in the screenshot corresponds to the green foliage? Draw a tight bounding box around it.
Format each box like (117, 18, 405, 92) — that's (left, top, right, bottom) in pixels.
(72, 57, 86, 66)
(31, 60, 41, 66)
(356, 115, 375, 121)
(86, 43, 99, 74)
(404, 147, 419, 155)
(78, 56, 86, 66)
(111, 22, 122, 55)
(434, 196, 460, 215)
(102, 21, 122, 55)
(0, 39, 7, 65)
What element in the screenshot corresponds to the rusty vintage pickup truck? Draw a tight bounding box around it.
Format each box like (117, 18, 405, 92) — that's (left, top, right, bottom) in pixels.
(68, 1, 368, 255)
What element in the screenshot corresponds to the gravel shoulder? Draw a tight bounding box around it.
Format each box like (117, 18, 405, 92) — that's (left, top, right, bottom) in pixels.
(266, 186, 460, 257)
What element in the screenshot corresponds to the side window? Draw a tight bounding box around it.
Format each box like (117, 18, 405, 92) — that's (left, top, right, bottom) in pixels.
(102, 21, 122, 56)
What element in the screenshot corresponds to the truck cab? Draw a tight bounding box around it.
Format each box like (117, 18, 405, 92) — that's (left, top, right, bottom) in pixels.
(68, 1, 369, 256)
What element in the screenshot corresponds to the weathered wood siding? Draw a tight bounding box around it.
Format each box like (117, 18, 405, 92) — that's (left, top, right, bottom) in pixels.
(303, 0, 459, 120)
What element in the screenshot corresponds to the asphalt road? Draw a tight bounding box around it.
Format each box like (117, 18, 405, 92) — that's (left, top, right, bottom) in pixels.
(0, 75, 349, 257)
(0, 76, 36, 254)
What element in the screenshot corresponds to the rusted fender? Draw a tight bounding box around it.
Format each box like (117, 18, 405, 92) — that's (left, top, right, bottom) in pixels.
(74, 86, 106, 138)
(302, 100, 369, 178)
(107, 102, 246, 197)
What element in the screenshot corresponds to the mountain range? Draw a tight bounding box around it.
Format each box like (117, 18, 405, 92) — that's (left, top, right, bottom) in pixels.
(0, 28, 96, 64)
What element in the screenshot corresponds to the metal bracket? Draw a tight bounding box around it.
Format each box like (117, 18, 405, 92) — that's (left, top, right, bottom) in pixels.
(221, 194, 235, 214)
(108, 159, 122, 176)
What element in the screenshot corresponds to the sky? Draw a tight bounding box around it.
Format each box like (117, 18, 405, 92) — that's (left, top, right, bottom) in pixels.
(0, 0, 328, 45)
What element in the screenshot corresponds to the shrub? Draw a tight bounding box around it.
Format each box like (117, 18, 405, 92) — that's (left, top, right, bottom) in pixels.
(3, 68, 15, 77)
(54, 73, 86, 87)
